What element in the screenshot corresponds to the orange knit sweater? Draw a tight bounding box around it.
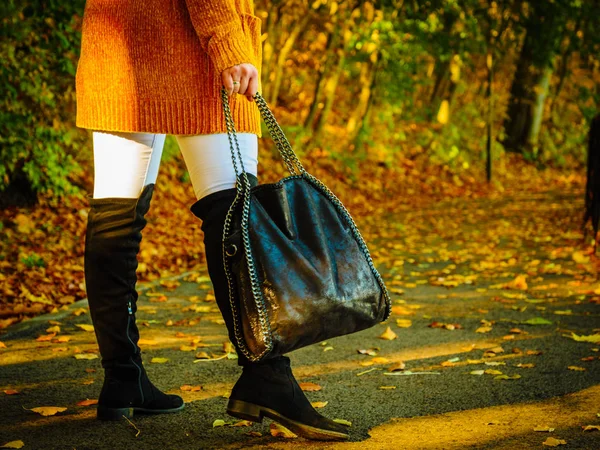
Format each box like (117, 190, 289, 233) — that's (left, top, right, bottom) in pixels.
(75, 0, 262, 136)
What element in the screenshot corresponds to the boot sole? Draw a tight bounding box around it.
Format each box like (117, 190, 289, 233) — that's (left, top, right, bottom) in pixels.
(227, 399, 349, 441)
(97, 403, 185, 421)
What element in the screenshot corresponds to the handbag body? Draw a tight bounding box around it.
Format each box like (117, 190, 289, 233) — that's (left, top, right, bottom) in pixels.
(220, 88, 391, 362)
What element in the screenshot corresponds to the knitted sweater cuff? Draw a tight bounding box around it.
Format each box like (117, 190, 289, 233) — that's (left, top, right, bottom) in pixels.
(208, 27, 254, 75)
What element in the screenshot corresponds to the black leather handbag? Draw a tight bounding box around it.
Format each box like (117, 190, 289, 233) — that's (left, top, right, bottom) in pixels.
(220, 87, 391, 362)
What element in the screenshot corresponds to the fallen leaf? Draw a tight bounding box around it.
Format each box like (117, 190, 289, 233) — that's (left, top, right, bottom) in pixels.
(138, 339, 158, 346)
(323, 346, 334, 352)
(582, 425, 600, 431)
(77, 399, 98, 406)
(569, 333, 600, 343)
(470, 370, 485, 375)
(55, 336, 71, 343)
(75, 324, 94, 332)
(72, 308, 87, 316)
(568, 366, 586, 371)
(379, 326, 397, 340)
(333, 419, 352, 427)
(523, 317, 552, 325)
(542, 437, 566, 446)
(1, 441, 25, 449)
(311, 401, 328, 408)
(516, 363, 535, 368)
(534, 426, 555, 432)
(179, 345, 197, 352)
(29, 406, 67, 416)
(581, 356, 596, 362)
(484, 369, 503, 375)
(396, 319, 412, 328)
(357, 348, 378, 356)
(151, 357, 169, 364)
(231, 420, 253, 427)
(36, 333, 56, 342)
(388, 362, 406, 372)
(509, 275, 528, 290)
(180, 385, 202, 392)
(4, 389, 19, 395)
(73, 354, 98, 360)
(195, 351, 211, 359)
(212, 419, 226, 428)
(299, 382, 322, 392)
(378, 386, 397, 390)
(270, 423, 297, 438)
(494, 374, 521, 380)
(46, 325, 60, 333)
(526, 350, 543, 356)
(476, 326, 493, 333)
(0, 342, 6, 349)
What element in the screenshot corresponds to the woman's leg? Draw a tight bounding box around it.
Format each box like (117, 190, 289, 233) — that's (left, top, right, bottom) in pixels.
(177, 132, 348, 441)
(85, 131, 183, 420)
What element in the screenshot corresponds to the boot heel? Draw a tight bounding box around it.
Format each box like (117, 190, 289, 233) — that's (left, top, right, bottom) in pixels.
(227, 399, 263, 423)
(97, 406, 134, 421)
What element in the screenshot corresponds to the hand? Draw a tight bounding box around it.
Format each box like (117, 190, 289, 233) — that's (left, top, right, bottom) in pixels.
(221, 63, 259, 102)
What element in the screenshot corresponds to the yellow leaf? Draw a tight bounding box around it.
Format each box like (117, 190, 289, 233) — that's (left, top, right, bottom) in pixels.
(56, 336, 71, 343)
(534, 426, 555, 432)
(74, 354, 98, 360)
(568, 366, 586, 371)
(470, 370, 485, 375)
(138, 339, 158, 346)
(232, 420, 252, 427)
(333, 419, 352, 427)
(1, 441, 25, 449)
(46, 325, 60, 333)
(29, 406, 67, 416)
(0, 342, 6, 348)
(75, 324, 94, 332)
(476, 326, 492, 333)
(270, 423, 297, 438)
(437, 100, 449, 124)
(77, 399, 98, 406)
(396, 319, 412, 328)
(299, 382, 322, 392)
(180, 385, 202, 392)
(516, 363, 535, 368)
(494, 374, 521, 380)
(379, 326, 397, 341)
(509, 275, 528, 290)
(569, 333, 600, 343)
(542, 437, 567, 446)
(582, 425, 600, 431)
(388, 362, 406, 372)
(484, 369, 503, 375)
(572, 251, 590, 264)
(212, 419, 226, 428)
(179, 345, 197, 352)
(378, 386, 396, 390)
(151, 357, 169, 364)
(311, 401, 328, 408)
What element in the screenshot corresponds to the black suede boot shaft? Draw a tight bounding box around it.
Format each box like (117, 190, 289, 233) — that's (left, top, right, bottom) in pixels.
(190, 174, 259, 366)
(85, 184, 183, 419)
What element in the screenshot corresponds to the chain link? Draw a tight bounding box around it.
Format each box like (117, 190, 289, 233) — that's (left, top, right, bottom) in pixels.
(219, 88, 391, 362)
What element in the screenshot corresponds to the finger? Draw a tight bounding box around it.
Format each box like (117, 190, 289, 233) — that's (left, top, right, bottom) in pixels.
(248, 76, 258, 98)
(221, 72, 234, 96)
(238, 74, 250, 96)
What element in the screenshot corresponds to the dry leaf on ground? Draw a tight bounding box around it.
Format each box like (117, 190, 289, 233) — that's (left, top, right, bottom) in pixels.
(75, 324, 94, 332)
(542, 437, 566, 446)
(299, 382, 322, 392)
(77, 399, 98, 406)
(1, 441, 25, 449)
(270, 423, 297, 438)
(29, 406, 67, 416)
(379, 326, 397, 340)
(150, 357, 169, 364)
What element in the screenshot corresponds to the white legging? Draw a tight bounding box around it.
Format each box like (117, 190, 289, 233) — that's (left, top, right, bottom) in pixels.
(92, 131, 258, 200)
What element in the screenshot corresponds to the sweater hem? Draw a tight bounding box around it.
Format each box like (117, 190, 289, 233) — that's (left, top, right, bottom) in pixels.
(76, 95, 262, 137)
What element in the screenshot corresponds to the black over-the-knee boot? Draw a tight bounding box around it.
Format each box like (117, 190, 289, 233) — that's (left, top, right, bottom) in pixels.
(85, 184, 184, 420)
(191, 175, 349, 441)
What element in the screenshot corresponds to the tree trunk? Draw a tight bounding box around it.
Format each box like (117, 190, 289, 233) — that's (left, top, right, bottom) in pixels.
(304, 26, 340, 130)
(313, 49, 346, 139)
(268, 12, 312, 107)
(347, 53, 379, 142)
(261, 1, 284, 100)
(528, 65, 553, 153)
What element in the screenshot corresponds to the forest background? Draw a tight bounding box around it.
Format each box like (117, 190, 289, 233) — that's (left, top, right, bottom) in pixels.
(0, 0, 599, 324)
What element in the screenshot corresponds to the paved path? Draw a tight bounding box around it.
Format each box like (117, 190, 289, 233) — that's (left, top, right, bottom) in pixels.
(1, 190, 600, 449)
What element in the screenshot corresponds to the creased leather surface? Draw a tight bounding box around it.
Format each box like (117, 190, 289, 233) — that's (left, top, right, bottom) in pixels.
(225, 176, 388, 359)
